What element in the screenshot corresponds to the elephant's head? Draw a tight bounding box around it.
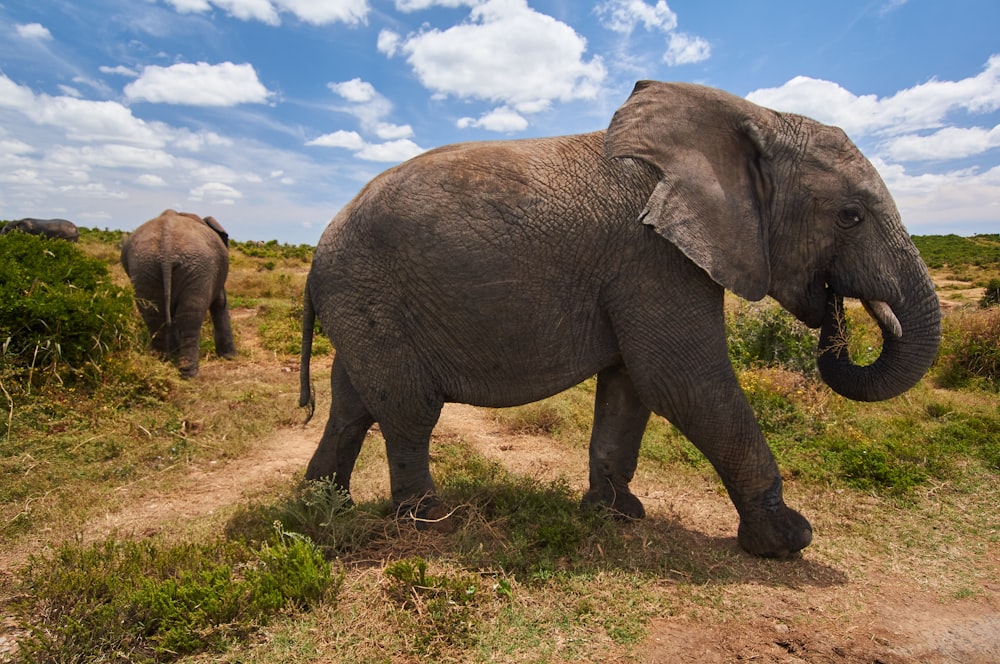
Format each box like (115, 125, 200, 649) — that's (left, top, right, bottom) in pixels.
(606, 81, 941, 402)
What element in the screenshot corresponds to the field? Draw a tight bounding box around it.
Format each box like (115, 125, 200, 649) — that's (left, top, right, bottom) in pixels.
(1, 231, 998, 663)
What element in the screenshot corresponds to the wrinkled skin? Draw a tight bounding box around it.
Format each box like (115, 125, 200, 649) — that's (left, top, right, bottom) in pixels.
(300, 82, 941, 558)
(1, 218, 79, 241)
(121, 209, 236, 378)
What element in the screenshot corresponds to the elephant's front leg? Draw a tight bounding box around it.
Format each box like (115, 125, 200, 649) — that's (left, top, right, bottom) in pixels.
(677, 378, 812, 557)
(582, 365, 651, 519)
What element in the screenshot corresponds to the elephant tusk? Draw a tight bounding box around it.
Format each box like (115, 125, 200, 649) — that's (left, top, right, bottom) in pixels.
(863, 300, 902, 338)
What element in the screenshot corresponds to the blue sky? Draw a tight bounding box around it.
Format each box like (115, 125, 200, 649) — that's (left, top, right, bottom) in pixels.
(1, 0, 998, 244)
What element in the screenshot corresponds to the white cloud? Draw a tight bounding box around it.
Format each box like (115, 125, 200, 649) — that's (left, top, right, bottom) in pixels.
(883, 125, 1000, 162)
(137, 174, 168, 187)
(307, 130, 423, 162)
(596, 0, 677, 33)
(162, 0, 369, 25)
(329, 78, 376, 103)
(663, 32, 710, 65)
(0, 74, 166, 147)
(386, 0, 605, 113)
(875, 160, 1000, 232)
(596, 1, 709, 66)
(377, 30, 401, 57)
(395, 0, 478, 11)
(190, 181, 243, 204)
(307, 130, 365, 149)
(746, 55, 1000, 140)
(16, 23, 53, 40)
(100, 65, 139, 78)
(276, 0, 368, 25)
(355, 139, 424, 162)
(124, 62, 272, 106)
(325, 78, 414, 141)
(457, 106, 528, 132)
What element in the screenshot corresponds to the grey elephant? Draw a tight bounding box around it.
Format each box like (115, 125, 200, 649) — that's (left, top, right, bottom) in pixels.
(299, 81, 941, 558)
(1, 217, 79, 241)
(121, 209, 236, 378)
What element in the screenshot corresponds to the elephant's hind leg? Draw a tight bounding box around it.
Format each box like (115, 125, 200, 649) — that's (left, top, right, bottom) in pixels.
(581, 365, 651, 519)
(305, 357, 375, 499)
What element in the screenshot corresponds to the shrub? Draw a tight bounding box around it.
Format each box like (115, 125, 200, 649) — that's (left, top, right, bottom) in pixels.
(980, 278, 1000, 308)
(935, 307, 1000, 390)
(0, 232, 135, 387)
(727, 300, 818, 374)
(14, 529, 337, 662)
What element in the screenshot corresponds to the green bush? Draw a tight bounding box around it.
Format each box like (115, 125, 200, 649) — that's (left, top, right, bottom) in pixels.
(980, 278, 1000, 308)
(727, 301, 818, 374)
(14, 529, 336, 662)
(0, 232, 135, 386)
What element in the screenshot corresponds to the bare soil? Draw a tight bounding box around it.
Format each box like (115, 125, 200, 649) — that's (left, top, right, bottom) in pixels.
(5, 399, 990, 663)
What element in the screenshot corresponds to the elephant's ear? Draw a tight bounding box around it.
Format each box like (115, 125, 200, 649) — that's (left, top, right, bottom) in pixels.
(203, 215, 229, 247)
(606, 81, 772, 301)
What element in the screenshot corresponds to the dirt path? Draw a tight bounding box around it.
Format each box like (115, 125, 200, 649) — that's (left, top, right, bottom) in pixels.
(5, 403, 998, 663)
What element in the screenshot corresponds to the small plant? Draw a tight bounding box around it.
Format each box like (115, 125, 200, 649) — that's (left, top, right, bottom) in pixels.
(980, 278, 1000, 308)
(13, 528, 337, 662)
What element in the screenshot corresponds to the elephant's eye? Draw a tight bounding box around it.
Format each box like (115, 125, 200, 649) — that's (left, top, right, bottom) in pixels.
(837, 206, 864, 228)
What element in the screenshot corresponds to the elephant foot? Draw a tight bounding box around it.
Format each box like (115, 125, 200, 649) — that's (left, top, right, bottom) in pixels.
(395, 495, 456, 533)
(581, 486, 646, 520)
(737, 506, 812, 558)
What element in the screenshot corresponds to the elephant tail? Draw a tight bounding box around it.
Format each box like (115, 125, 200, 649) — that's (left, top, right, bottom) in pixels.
(161, 230, 174, 326)
(299, 281, 316, 423)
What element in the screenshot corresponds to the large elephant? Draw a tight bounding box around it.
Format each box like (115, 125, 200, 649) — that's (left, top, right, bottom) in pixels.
(1, 217, 79, 241)
(299, 81, 941, 558)
(121, 209, 236, 378)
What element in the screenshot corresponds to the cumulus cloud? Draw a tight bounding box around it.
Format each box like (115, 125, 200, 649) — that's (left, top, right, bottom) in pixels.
(314, 78, 420, 159)
(162, 0, 369, 26)
(457, 107, 529, 132)
(381, 0, 605, 124)
(883, 125, 1000, 162)
(327, 79, 407, 138)
(596, 0, 677, 33)
(596, 0, 710, 66)
(190, 181, 243, 204)
(16, 23, 53, 40)
(746, 55, 1000, 140)
(306, 130, 366, 150)
(664, 32, 711, 65)
(124, 62, 272, 106)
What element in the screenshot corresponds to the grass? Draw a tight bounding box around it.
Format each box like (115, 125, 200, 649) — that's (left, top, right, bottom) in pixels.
(0, 231, 998, 662)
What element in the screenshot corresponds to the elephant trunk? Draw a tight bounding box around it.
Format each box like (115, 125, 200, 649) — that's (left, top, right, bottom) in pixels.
(817, 282, 941, 402)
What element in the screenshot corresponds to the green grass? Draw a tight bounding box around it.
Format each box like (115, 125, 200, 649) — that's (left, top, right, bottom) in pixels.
(13, 528, 337, 662)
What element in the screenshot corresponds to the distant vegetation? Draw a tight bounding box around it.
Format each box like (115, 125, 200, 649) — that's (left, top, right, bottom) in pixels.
(912, 233, 1000, 270)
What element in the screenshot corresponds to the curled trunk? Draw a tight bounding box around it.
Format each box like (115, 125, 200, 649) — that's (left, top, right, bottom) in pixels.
(817, 286, 941, 402)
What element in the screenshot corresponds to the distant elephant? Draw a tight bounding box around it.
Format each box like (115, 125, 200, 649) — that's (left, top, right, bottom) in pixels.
(1, 217, 79, 241)
(121, 209, 236, 378)
(299, 82, 941, 558)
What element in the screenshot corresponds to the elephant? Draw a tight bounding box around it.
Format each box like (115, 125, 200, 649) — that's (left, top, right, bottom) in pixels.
(1, 217, 79, 241)
(121, 209, 236, 378)
(298, 81, 941, 558)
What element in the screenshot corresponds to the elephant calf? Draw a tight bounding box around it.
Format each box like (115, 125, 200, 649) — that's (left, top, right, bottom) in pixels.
(121, 209, 236, 378)
(299, 81, 941, 558)
(1, 217, 79, 241)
